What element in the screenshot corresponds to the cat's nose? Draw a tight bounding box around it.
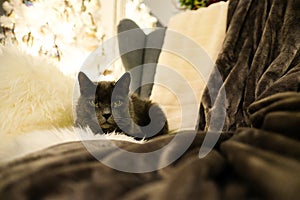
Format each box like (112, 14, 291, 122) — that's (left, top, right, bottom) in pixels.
(103, 113, 111, 120)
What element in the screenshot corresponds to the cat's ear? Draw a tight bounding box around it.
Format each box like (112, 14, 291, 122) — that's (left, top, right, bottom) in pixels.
(115, 72, 131, 94)
(78, 72, 95, 95)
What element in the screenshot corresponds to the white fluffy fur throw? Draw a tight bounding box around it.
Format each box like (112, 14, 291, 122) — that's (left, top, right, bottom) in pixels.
(0, 45, 74, 135)
(0, 127, 142, 163)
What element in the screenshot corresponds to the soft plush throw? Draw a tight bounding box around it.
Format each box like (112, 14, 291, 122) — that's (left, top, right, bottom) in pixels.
(199, 0, 300, 131)
(0, 45, 74, 135)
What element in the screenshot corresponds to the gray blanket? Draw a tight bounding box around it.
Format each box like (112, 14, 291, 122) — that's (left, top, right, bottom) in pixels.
(199, 0, 300, 132)
(0, 0, 299, 199)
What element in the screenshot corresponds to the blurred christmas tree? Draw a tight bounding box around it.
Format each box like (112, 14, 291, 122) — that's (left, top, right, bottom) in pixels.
(179, 0, 227, 10)
(0, 0, 105, 75)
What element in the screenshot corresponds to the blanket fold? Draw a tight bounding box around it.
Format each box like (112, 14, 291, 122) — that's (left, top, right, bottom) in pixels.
(248, 92, 300, 138)
(1, 128, 299, 200)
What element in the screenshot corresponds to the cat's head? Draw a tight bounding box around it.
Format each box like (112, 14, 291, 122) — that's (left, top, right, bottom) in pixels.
(77, 72, 131, 133)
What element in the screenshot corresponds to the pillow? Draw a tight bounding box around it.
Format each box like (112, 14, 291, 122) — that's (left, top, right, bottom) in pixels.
(117, 19, 165, 99)
(140, 28, 166, 98)
(150, 1, 229, 132)
(118, 19, 146, 96)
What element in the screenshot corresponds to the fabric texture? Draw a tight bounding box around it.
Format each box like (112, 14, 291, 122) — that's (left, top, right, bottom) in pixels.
(199, 0, 300, 131)
(0, 127, 142, 164)
(0, 45, 74, 135)
(1, 128, 299, 200)
(248, 92, 300, 139)
(150, 1, 228, 132)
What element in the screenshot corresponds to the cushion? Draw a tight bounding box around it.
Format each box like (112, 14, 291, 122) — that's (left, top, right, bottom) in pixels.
(150, 1, 228, 132)
(117, 19, 165, 99)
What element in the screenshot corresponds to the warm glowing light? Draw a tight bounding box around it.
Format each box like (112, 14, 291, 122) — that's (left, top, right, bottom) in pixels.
(0, 0, 104, 76)
(0, 0, 157, 77)
(125, 0, 157, 28)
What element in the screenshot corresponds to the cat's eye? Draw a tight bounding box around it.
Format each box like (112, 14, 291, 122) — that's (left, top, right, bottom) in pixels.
(89, 100, 95, 106)
(89, 100, 99, 108)
(113, 100, 123, 108)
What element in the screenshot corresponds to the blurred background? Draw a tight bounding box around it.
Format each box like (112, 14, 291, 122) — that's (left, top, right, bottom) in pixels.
(0, 0, 182, 77)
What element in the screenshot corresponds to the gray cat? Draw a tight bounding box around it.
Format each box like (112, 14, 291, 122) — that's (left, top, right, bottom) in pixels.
(75, 72, 168, 139)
